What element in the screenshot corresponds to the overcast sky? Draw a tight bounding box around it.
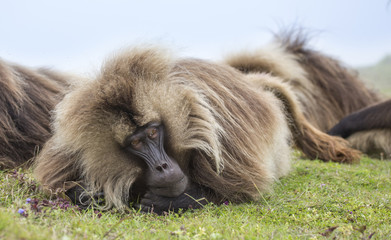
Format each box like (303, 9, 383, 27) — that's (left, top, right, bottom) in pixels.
(0, 0, 390, 74)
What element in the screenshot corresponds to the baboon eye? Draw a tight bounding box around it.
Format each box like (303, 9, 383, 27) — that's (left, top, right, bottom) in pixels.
(131, 138, 141, 147)
(148, 127, 158, 139)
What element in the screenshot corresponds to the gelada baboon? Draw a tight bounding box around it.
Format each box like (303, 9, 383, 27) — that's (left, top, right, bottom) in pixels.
(34, 46, 359, 214)
(224, 32, 386, 156)
(329, 99, 391, 157)
(0, 59, 72, 169)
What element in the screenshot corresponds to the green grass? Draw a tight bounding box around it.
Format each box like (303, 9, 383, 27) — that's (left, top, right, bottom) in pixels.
(1, 156, 390, 239)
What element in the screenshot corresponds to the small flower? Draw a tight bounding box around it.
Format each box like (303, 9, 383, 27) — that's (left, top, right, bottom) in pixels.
(94, 210, 102, 218)
(320, 184, 326, 187)
(26, 198, 31, 204)
(18, 208, 28, 217)
(224, 201, 229, 205)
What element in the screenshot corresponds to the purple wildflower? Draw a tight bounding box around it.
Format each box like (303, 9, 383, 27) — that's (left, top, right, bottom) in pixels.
(224, 201, 229, 205)
(94, 211, 103, 218)
(26, 198, 31, 204)
(18, 208, 28, 217)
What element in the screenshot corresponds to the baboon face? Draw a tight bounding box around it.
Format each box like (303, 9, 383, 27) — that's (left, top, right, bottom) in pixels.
(124, 122, 188, 197)
(66, 72, 191, 199)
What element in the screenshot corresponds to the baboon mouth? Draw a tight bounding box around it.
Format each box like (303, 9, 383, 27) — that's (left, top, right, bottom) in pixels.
(149, 176, 188, 197)
(149, 176, 187, 189)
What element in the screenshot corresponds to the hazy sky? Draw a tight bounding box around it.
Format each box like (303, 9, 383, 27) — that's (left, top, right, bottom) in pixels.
(0, 0, 390, 74)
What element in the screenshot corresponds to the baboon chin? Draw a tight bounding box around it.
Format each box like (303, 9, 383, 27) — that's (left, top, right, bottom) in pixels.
(34, 44, 359, 214)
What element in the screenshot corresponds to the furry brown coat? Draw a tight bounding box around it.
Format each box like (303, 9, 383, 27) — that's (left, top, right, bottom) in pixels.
(0, 60, 72, 169)
(225, 33, 387, 157)
(34, 47, 359, 211)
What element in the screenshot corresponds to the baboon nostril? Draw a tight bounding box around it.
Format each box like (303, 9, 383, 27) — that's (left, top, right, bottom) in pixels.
(162, 163, 168, 169)
(156, 166, 163, 171)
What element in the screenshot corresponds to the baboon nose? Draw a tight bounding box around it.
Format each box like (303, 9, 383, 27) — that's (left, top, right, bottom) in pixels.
(155, 163, 168, 172)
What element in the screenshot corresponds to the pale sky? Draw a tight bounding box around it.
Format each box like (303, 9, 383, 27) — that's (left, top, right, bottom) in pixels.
(0, 0, 390, 74)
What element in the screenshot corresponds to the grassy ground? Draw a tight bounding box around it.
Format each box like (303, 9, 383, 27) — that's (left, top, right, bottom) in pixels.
(1, 156, 390, 240)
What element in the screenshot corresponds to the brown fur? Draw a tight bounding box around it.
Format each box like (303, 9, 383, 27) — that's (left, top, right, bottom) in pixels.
(224, 33, 384, 155)
(0, 60, 72, 169)
(247, 73, 360, 163)
(34, 47, 360, 211)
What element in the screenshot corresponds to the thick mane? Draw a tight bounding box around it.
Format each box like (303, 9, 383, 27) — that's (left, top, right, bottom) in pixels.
(34, 47, 293, 209)
(169, 59, 291, 201)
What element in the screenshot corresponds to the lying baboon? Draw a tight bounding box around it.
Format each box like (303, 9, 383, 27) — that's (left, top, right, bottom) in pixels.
(0, 59, 73, 169)
(224, 32, 386, 156)
(329, 99, 391, 157)
(34, 46, 359, 214)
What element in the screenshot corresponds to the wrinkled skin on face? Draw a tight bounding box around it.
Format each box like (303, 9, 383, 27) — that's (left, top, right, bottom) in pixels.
(124, 122, 189, 197)
(124, 122, 208, 214)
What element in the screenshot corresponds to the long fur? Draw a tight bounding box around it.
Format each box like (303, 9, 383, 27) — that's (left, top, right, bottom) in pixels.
(34, 46, 360, 211)
(0, 59, 72, 169)
(224, 32, 385, 156)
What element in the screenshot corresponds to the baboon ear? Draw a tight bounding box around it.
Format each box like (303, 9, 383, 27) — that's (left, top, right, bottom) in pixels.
(33, 138, 82, 194)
